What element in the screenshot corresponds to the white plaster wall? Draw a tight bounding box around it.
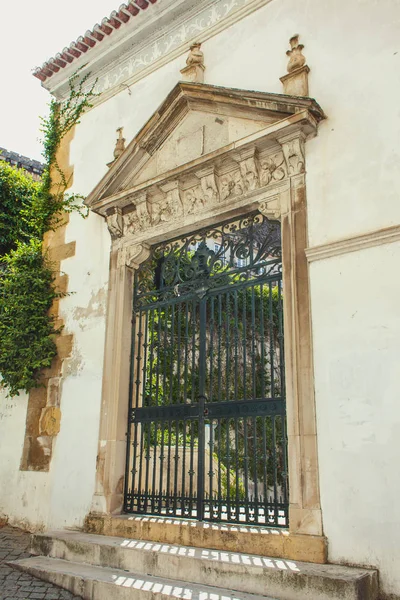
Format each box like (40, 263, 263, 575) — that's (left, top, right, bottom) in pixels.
(310, 242, 400, 597)
(1, 0, 400, 593)
(0, 391, 51, 529)
(46, 208, 110, 530)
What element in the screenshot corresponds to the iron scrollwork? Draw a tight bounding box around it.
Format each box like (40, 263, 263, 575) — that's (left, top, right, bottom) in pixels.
(134, 212, 281, 307)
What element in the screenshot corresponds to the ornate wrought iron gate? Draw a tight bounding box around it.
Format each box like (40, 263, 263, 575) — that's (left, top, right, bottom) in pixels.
(124, 212, 288, 526)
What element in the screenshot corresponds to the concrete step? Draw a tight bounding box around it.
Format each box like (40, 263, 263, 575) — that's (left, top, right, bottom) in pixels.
(29, 530, 378, 600)
(9, 556, 278, 600)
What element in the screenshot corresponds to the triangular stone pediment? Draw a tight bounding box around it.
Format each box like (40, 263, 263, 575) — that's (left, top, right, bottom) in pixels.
(85, 82, 324, 215)
(130, 109, 274, 188)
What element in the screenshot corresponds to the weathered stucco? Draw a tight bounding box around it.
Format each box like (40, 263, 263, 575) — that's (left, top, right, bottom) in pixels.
(0, 0, 399, 596)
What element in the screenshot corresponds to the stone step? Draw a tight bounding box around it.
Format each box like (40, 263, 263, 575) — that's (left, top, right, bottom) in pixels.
(29, 531, 378, 600)
(9, 556, 278, 600)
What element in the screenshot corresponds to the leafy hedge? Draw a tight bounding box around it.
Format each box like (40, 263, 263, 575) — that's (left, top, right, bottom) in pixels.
(0, 71, 97, 396)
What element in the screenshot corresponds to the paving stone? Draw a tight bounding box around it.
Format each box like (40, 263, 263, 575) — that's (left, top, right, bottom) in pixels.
(0, 526, 82, 600)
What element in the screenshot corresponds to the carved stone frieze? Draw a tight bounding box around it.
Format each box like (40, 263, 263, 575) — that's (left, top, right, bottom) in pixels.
(106, 207, 124, 238)
(184, 186, 204, 215)
(121, 147, 293, 237)
(238, 148, 259, 192)
(280, 136, 305, 175)
(219, 169, 245, 201)
(196, 166, 219, 205)
(136, 193, 152, 229)
(259, 152, 286, 186)
(159, 181, 184, 219)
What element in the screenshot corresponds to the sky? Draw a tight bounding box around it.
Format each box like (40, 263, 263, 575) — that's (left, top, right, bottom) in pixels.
(1, 0, 120, 162)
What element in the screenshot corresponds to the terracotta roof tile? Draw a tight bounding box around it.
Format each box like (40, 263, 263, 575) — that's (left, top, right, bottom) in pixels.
(33, 1, 158, 83)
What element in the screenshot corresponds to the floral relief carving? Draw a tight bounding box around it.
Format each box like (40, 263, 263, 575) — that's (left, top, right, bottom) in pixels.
(184, 186, 205, 215)
(239, 155, 259, 192)
(219, 169, 246, 201)
(153, 183, 184, 225)
(125, 210, 140, 234)
(259, 152, 286, 186)
(136, 199, 152, 229)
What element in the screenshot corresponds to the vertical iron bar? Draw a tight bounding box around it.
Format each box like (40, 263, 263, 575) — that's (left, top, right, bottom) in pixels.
(174, 418, 179, 513)
(262, 416, 268, 523)
(158, 420, 165, 514)
(177, 303, 182, 403)
(251, 285, 257, 401)
(169, 303, 175, 404)
(226, 417, 231, 520)
(155, 304, 162, 406)
(148, 306, 155, 405)
(235, 418, 240, 523)
(133, 307, 144, 509)
(144, 421, 151, 512)
(197, 295, 207, 521)
(233, 290, 239, 402)
(182, 418, 187, 515)
(209, 419, 214, 519)
(131, 422, 139, 511)
(259, 282, 266, 400)
(226, 291, 230, 401)
(278, 277, 285, 398)
(141, 309, 150, 405)
(217, 294, 223, 402)
(137, 421, 145, 511)
(243, 416, 249, 523)
(253, 416, 258, 523)
(189, 420, 195, 517)
(217, 417, 222, 521)
(191, 299, 196, 404)
(209, 297, 215, 402)
(151, 420, 158, 513)
(272, 415, 278, 526)
(269, 282, 275, 399)
(166, 419, 172, 513)
(183, 301, 190, 403)
(162, 304, 169, 407)
(242, 286, 247, 401)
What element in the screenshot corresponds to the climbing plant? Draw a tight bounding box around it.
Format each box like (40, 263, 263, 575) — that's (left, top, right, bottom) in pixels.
(0, 70, 98, 397)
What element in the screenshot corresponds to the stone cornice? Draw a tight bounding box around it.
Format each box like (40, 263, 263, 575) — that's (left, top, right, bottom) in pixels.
(85, 82, 324, 214)
(42, 0, 274, 107)
(306, 225, 400, 262)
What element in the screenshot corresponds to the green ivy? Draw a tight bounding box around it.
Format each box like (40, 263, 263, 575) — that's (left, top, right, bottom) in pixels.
(0, 162, 40, 256)
(0, 70, 98, 396)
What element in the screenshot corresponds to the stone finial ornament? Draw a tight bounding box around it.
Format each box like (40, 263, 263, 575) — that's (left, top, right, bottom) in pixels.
(107, 127, 126, 168)
(280, 34, 310, 97)
(186, 43, 204, 67)
(114, 127, 126, 160)
(180, 42, 205, 83)
(286, 35, 306, 73)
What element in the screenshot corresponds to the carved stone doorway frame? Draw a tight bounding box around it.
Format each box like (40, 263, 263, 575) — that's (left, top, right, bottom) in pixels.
(86, 83, 325, 543)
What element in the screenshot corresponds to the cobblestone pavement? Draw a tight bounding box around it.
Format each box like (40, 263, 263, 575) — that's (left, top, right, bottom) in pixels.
(0, 526, 82, 600)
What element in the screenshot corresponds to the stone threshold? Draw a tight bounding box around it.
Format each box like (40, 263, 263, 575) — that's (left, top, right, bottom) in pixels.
(84, 513, 327, 564)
